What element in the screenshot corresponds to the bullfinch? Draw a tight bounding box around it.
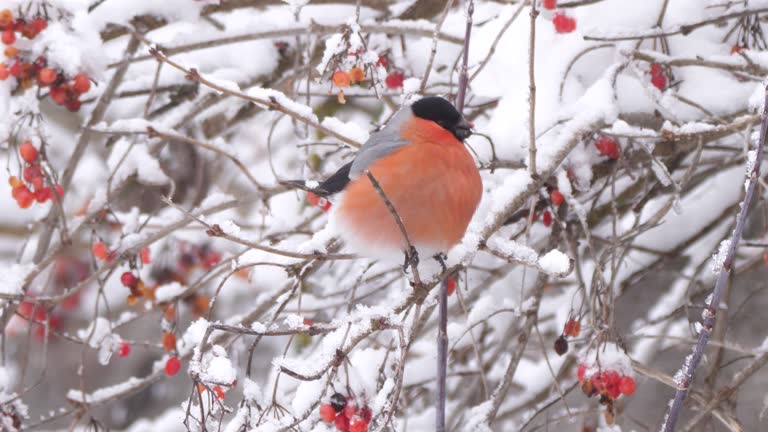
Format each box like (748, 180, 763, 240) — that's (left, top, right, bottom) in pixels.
(284, 96, 482, 262)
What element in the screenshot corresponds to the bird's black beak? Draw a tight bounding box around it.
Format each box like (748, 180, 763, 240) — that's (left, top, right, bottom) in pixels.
(453, 118, 473, 141)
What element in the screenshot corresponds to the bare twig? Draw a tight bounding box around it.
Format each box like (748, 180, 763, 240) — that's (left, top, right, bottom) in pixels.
(661, 84, 768, 432)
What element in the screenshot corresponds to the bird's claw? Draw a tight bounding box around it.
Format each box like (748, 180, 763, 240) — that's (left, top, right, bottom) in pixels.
(402, 246, 419, 273)
(433, 253, 447, 273)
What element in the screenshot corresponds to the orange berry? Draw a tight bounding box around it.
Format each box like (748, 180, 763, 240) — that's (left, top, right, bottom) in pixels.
(19, 141, 38, 163)
(348, 67, 365, 83)
(162, 332, 176, 352)
(126, 294, 139, 306)
(4, 46, 18, 57)
(8, 175, 22, 188)
(164, 304, 175, 321)
(0, 10, 13, 28)
(165, 356, 181, 376)
(332, 70, 350, 87)
(213, 385, 225, 399)
(72, 73, 90, 93)
(91, 241, 108, 260)
(0, 64, 8, 80)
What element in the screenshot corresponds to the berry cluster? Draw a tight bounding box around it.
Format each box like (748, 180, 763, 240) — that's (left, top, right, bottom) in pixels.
(576, 361, 636, 424)
(542, 2, 576, 34)
(594, 135, 620, 160)
(9, 141, 63, 209)
(649, 63, 668, 91)
(319, 392, 372, 432)
(17, 301, 61, 340)
(0, 8, 91, 111)
(332, 66, 366, 89)
(577, 364, 636, 399)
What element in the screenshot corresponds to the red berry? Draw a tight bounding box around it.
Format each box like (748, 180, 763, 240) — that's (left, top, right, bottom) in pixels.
(31, 18, 47, 33)
(563, 319, 580, 337)
(72, 73, 90, 93)
(603, 370, 621, 399)
(358, 406, 372, 423)
(542, 0, 557, 9)
(650, 63, 663, 76)
(23, 164, 42, 182)
(349, 417, 368, 432)
(0, 64, 9, 80)
(92, 241, 109, 260)
(446, 277, 456, 296)
(594, 136, 620, 160)
(306, 191, 319, 206)
(9, 60, 21, 78)
(118, 342, 131, 357)
(619, 375, 636, 395)
(165, 356, 181, 376)
(385, 72, 404, 89)
(140, 247, 151, 264)
(334, 413, 349, 431)
(37, 68, 57, 86)
(65, 99, 82, 112)
(1, 29, 14, 45)
(319, 404, 337, 422)
(552, 13, 576, 34)
(651, 73, 667, 91)
(120, 271, 137, 288)
(376, 55, 388, 68)
(343, 402, 357, 419)
(542, 210, 552, 227)
(19, 141, 38, 163)
(49, 86, 67, 104)
(34, 187, 51, 203)
(550, 189, 564, 206)
(577, 363, 587, 381)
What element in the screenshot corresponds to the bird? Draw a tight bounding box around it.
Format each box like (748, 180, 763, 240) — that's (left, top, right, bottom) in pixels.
(282, 96, 482, 266)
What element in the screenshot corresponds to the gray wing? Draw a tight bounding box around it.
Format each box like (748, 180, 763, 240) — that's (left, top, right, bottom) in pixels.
(349, 108, 412, 179)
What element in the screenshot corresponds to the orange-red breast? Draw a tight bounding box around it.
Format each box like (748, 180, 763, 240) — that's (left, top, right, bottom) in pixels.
(284, 97, 482, 260)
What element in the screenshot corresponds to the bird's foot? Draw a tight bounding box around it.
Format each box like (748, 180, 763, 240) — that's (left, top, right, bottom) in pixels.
(402, 246, 419, 273)
(433, 252, 448, 273)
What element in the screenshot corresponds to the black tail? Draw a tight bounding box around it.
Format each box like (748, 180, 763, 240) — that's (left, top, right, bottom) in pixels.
(280, 162, 352, 197)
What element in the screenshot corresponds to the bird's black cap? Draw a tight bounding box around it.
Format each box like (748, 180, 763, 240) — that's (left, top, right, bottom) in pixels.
(411, 96, 473, 141)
